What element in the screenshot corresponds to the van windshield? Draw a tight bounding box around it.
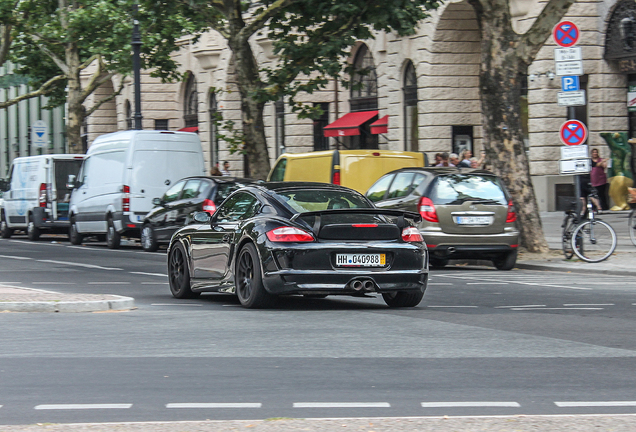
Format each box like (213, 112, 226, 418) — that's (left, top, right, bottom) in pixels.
(430, 174, 507, 205)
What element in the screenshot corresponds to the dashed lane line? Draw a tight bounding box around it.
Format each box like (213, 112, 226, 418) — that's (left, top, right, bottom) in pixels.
(293, 402, 391, 408)
(555, 401, 636, 407)
(130, 271, 167, 277)
(34, 404, 132, 410)
(427, 306, 478, 308)
(37, 260, 123, 271)
(421, 402, 521, 408)
(151, 304, 203, 307)
(438, 274, 592, 290)
(88, 282, 131, 285)
(167, 403, 262, 409)
(0, 255, 32, 260)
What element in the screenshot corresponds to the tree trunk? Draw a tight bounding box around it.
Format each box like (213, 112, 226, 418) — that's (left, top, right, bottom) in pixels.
(472, 2, 549, 253)
(65, 40, 84, 152)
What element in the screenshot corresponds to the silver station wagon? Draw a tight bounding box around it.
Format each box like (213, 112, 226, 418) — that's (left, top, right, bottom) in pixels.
(366, 167, 520, 270)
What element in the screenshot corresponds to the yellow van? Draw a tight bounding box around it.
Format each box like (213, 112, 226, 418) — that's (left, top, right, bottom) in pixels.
(267, 150, 424, 193)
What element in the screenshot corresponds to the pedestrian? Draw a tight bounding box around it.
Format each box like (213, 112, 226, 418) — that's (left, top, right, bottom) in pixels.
(221, 160, 231, 176)
(449, 153, 460, 167)
(210, 164, 222, 176)
(433, 153, 443, 166)
(590, 147, 609, 210)
(435, 152, 454, 167)
(458, 149, 473, 168)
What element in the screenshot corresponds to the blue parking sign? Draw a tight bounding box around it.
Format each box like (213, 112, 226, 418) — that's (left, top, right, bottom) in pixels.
(561, 75, 580, 92)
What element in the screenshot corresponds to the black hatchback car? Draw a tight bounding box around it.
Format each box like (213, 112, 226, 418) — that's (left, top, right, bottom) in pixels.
(141, 176, 257, 251)
(167, 182, 428, 308)
(366, 167, 519, 270)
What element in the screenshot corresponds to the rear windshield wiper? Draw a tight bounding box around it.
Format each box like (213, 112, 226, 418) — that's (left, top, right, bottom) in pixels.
(447, 197, 502, 205)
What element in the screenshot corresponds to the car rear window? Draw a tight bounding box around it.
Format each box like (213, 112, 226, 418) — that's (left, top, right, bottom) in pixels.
(215, 183, 242, 202)
(429, 174, 507, 205)
(275, 189, 372, 213)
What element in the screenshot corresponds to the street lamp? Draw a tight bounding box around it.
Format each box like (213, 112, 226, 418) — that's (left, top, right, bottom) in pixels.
(132, 3, 143, 130)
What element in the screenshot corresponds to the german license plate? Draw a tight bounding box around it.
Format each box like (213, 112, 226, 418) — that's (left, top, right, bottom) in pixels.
(336, 253, 386, 267)
(454, 216, 492, 225)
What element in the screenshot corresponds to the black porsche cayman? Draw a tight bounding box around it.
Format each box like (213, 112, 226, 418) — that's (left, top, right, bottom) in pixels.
(167, 182, 428, 308)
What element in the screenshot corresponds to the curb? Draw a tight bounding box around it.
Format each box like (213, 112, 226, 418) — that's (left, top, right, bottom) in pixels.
(0, 295, 135, 313)
(515, 261, 636, 277)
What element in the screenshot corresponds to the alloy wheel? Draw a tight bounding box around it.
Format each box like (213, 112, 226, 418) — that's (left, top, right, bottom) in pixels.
(237, 250, 254, 300)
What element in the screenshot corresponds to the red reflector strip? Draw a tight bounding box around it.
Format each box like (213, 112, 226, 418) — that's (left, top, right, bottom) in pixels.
(427, 244, 437, 248)
(352, 224, 378, 228)
(127, 224, 136, 228)
(511, 244, 518, 248)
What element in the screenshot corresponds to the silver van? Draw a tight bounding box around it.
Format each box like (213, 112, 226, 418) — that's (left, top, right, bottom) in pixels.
(68, 130, 206, 248)
(1, 154, 84, 240)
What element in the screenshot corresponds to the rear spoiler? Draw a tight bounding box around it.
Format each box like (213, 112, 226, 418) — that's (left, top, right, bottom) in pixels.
(290, 208, 422, 227)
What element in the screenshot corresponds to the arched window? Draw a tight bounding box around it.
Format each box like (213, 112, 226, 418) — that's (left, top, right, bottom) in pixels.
(209, 92, 219, 166)
(403, 61, 418, 152)
(350, 44, 378, 112)
(183, 74, 199, 129)
(125, 100, 132, 130)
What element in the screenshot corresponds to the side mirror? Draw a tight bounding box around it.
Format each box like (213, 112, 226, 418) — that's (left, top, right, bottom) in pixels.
(0, 179, 8, 192)
(152, 197, 163, 206)
(66, 174, 77, 189)
(193, 211, 211, 224)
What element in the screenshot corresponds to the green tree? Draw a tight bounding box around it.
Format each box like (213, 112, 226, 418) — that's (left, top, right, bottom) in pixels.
(1, 0, 200, 148)
(147, 0, 441, 179)
(467, 0, 576, 252)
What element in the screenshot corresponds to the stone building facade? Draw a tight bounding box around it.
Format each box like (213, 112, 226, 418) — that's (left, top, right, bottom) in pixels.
(82, 0, 636, 211)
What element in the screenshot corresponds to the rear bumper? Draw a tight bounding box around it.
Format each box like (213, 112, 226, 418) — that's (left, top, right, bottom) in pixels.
(32, 208, 70, 231)
(113, 212, 145, 237)
(423, 230, 519, 259)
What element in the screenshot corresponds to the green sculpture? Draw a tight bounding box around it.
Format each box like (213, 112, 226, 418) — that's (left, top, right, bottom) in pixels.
(600, 132, 633, 211)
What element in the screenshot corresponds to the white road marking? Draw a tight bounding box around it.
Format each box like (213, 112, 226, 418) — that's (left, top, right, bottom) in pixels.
(496, 305, 546, 309)
(151, 303, 202, 307)
(563, 303, 614, 306)
(167, 403, 261, 409)
(34, 404, 132, 410)
(510, 307, 604, 311)
(427, 306, 478, 308)
(428, 283, 453, 286)
(439, 274, 591, 291)
(0, 255, 32, 260)
(141, 282, 169, 285)
(421, 402, 521, 408)
(466, 282, 509, 285)
(294, 402, 391, 408)
(31, 282, 77, 285)
(555, 401, 636, 407)
(37, 260, 122, 271)
(88, 282, 131, 285)
(130, 271, 167, 277)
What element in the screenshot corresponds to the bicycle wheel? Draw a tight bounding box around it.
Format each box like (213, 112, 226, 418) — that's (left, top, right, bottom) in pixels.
(571, 220, 617, 263)
(629, 210, 636, 247)
(562, 214, 576, 259)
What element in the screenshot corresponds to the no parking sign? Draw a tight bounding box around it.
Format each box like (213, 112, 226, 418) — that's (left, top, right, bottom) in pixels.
(553, 21, 580, 48)
(559, 120, 588, 146)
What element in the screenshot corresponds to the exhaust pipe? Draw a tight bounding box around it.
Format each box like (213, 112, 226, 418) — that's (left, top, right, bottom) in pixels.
(362, 279, 375, 292)
(351, 280, 363, 291)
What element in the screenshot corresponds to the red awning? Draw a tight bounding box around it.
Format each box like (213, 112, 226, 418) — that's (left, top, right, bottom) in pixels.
(323, 111, 378, 137)
(370, 115, 388, 135)
(178, 126, 199, 132)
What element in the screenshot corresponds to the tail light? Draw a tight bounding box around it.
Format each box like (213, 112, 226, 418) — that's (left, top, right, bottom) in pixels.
(122, 185, 130, 212)
(39, 183, 48, 207)
(418, 196, 438, 222)
(202, 199, 216, 215)
(266, 226, 314, 242)
(506, 200, 517, 223)
(402, 227, 423, 242)
(332, 171, 340, 185)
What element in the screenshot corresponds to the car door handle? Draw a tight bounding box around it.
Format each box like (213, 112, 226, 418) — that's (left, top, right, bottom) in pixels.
(222, 234, 230, 242)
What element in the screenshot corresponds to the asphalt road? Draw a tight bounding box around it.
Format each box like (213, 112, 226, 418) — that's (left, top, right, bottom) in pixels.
(1, 234, 636, 426)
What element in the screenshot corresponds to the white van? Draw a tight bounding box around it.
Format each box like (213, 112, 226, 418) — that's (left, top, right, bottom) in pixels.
(68, 130, 206, 248)
(0, 154, 84, 240)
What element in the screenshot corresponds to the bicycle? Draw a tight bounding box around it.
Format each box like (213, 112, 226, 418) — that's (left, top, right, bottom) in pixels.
(627, 188, 636, 246)
(562, 186, 617, 263)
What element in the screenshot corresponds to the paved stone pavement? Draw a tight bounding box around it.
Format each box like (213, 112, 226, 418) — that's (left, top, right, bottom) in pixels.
(2, 415, 636, 432)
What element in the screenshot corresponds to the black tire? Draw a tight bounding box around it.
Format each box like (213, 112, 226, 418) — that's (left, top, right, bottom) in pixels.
(168, 242, 199, 299)
(493, 249, 518, 271)
(235, 242, 273, 308)
(629, 210, 636, 247)
(27, 214, 41, 241)
(1, 212, 13, 239)
(382, 290, 425, 308)
(106, 217, 121, 249)
(141, 224, 158, 252)
(69, 218, 84, 245)
(429, 258, 449, 268)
